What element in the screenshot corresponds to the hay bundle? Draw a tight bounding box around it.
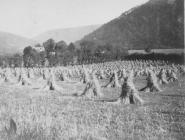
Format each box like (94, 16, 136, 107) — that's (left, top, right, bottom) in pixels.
(80, 81, 93, 97)
(17, 72, 31, 86)
(12, 69, 17, 77)
(103, 71, 121, 88)
(112, 71, 121, 88)
(27, 68, 34, 79)
(81, 68, 90, 83)
(98, 70, 106, 79)
(42, 70, 62, 91)
(41, 69, 47, 80)
(158, 69, 168, 84)
(167, 69, 178, 82)
(3, 73, 10, 83)
(115, 70, 143, 104)
(62, 71, 74, 82)
(5, 118, 17, 138)
(92, 72, 103, 97)
(59, 72, 64, 81)
(2, 71, 12, 83)
(103, 72, 114, 88)
(140, 70, 161, 92)
(27, 69, 30, 78)
(179, 66, 185, 75)
(78, 72, 103, 98)
(121, 69, 127, 79)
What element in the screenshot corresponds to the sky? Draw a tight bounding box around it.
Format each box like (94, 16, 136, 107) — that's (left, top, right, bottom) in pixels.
(0, 0, 148, 38)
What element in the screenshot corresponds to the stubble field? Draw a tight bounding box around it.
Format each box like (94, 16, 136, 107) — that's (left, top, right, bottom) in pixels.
(0, 72, 184, 140)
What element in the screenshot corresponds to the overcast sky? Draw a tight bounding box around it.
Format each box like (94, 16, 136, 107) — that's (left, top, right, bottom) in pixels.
(0, 0, 148, 38)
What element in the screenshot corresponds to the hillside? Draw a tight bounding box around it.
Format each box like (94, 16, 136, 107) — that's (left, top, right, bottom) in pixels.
(78, 0, 184, 50)
(33, 25, 100, 44)
(0, 31, 36, 55)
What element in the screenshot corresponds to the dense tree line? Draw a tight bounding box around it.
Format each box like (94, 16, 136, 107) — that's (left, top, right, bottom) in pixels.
(77, 41, 128, 64)
(0, 38, 183, 67)
(0, 39, 128, 67)
(0, 54, 23, 67)
(22, 39, 76, 67)
(22, 39, 128, 67)
(125, 53, 184, 64)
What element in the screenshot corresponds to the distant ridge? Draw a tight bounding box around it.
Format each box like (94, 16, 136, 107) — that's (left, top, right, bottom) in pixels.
(33, 25, 101, 44)
(0, 25, 100, 55)
(78, 0, 184, 50)
(0, 31, 36, 55)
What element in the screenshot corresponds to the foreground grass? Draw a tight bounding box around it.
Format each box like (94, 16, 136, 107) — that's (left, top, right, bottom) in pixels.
(0, 77, 184, 140)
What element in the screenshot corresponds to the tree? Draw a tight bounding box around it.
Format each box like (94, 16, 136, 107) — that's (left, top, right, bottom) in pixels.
(23, 46, 39, 67)
(12, 53, 22, 67)
(43, 39, 56, 66)
(80, 40, 96, 63)
(55, 41, 67, 52)
(55, 40, 68, 65)
(43, 39, 56, 55)
(68, 42, 76, 52)
(38, 51, 46, 67)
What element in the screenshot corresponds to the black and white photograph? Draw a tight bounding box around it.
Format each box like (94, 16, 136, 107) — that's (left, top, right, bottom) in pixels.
(0, 0, 184, 139)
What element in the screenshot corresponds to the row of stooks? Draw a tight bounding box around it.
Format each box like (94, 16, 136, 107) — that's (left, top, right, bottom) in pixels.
(0, 60, 184, 137)
(0, 60, 184, 105)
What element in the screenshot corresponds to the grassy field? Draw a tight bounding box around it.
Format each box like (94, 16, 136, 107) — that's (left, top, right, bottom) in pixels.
(0, 74, 184, 140)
